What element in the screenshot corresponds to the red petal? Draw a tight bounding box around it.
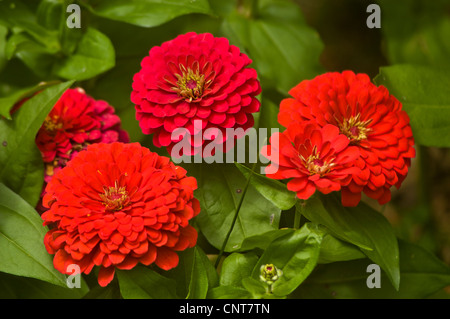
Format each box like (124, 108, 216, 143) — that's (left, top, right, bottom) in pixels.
(209, 112, 227, 124)
(108, 251, 126, 264)
(53, 249, 70, 274)
(286, 177, 308, 192)
(294, 182, 316, 200)
(116, 257, 139, 270)
(315, 178, 340, 193)
(139, 244, 157, 265)
(155, 247, 179, 270)
(341, 188, 362, 207)
(98, 267, 116, 287)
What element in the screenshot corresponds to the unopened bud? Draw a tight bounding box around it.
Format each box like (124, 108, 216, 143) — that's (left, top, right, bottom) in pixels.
(260, 264, 282, 285)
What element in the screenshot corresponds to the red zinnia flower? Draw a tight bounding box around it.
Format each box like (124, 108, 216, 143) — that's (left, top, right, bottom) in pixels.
(131, 32, 261, 156)
(278, 71, 415, 206)
(42, 142, 200, 287)
(261, 123, 360, 200)
(35, 88, 129, 182)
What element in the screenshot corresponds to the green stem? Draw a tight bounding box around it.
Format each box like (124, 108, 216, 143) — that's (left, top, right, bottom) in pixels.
(294, 206, 302, 229)
(214, 162, 256, 268)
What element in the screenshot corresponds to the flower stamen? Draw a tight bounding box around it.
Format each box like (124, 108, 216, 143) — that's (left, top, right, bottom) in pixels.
(43, 115, 63, 134)
(99, 180, 130, 212)
(300, 146, 335, 176)
(339, 113, 372, 144)
(173, 64, 206, 102)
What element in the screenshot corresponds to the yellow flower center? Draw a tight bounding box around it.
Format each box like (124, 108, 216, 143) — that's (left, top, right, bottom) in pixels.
(339, 114, 372, 143)
(99, 181, 130, 212)
(301, 146, 335, 176)
(45, 162, 56, 177)
(173, 64, 206, 101)
(43, 115, 63, 133)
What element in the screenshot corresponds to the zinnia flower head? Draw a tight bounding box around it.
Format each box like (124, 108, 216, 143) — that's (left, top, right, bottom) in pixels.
(278, 71, 415, 206)
(42, 142, 200, 287)
(262, 123, 360, 200)
(131, 32, 261, 157)
(35, 87, 130, 183)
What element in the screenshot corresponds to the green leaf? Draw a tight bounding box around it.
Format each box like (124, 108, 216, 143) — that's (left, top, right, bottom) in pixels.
(117, 266, 179, 299)
(0, 272, 88, 299)
(36, 0, 64, 31)
(300, 193, 400, 290)
(378, 0, 450, 68)
(81, 0, 211, 28)
(318, 231, 366, 264)
(0, 81, 60, 120)
(207, 285, 251, 299)
(219, 252, 259, 287)
(82, 282, 121, 299)
(238, 228, 294, 252)
(296, 240, 450, 299)
(221, 2, 323, 94)
(0, 80, 74, 206)
(0, 183, 67, 287)
(185, 247, 218, 299)
(300, 196, 370, 250)
(53, 28, 115, 81)
(185, 163, 281, 252)
(251, 222, 323, 296)
(59, 19, 84, 57)
(5, 32, 55, 78)
(374, 64, 450, 148)
(242, 277, 268, 298)
(0, 0, 60, 52)
(235, 162, 297, 210)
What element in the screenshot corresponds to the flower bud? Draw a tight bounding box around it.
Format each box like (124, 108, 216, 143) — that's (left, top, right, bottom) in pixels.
(260, 264, 283, 285)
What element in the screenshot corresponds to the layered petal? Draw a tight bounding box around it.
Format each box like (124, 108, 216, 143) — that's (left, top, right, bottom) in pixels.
(42, 142, 200, 287)
(278, 71, 415, 206)
(131, 32, 261, 157)
(262, 122, 360, 201)
(17, 88, 130, 213)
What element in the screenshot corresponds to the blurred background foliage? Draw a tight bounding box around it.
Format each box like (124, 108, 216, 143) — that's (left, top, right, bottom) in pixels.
(0, 0, 450, 298)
